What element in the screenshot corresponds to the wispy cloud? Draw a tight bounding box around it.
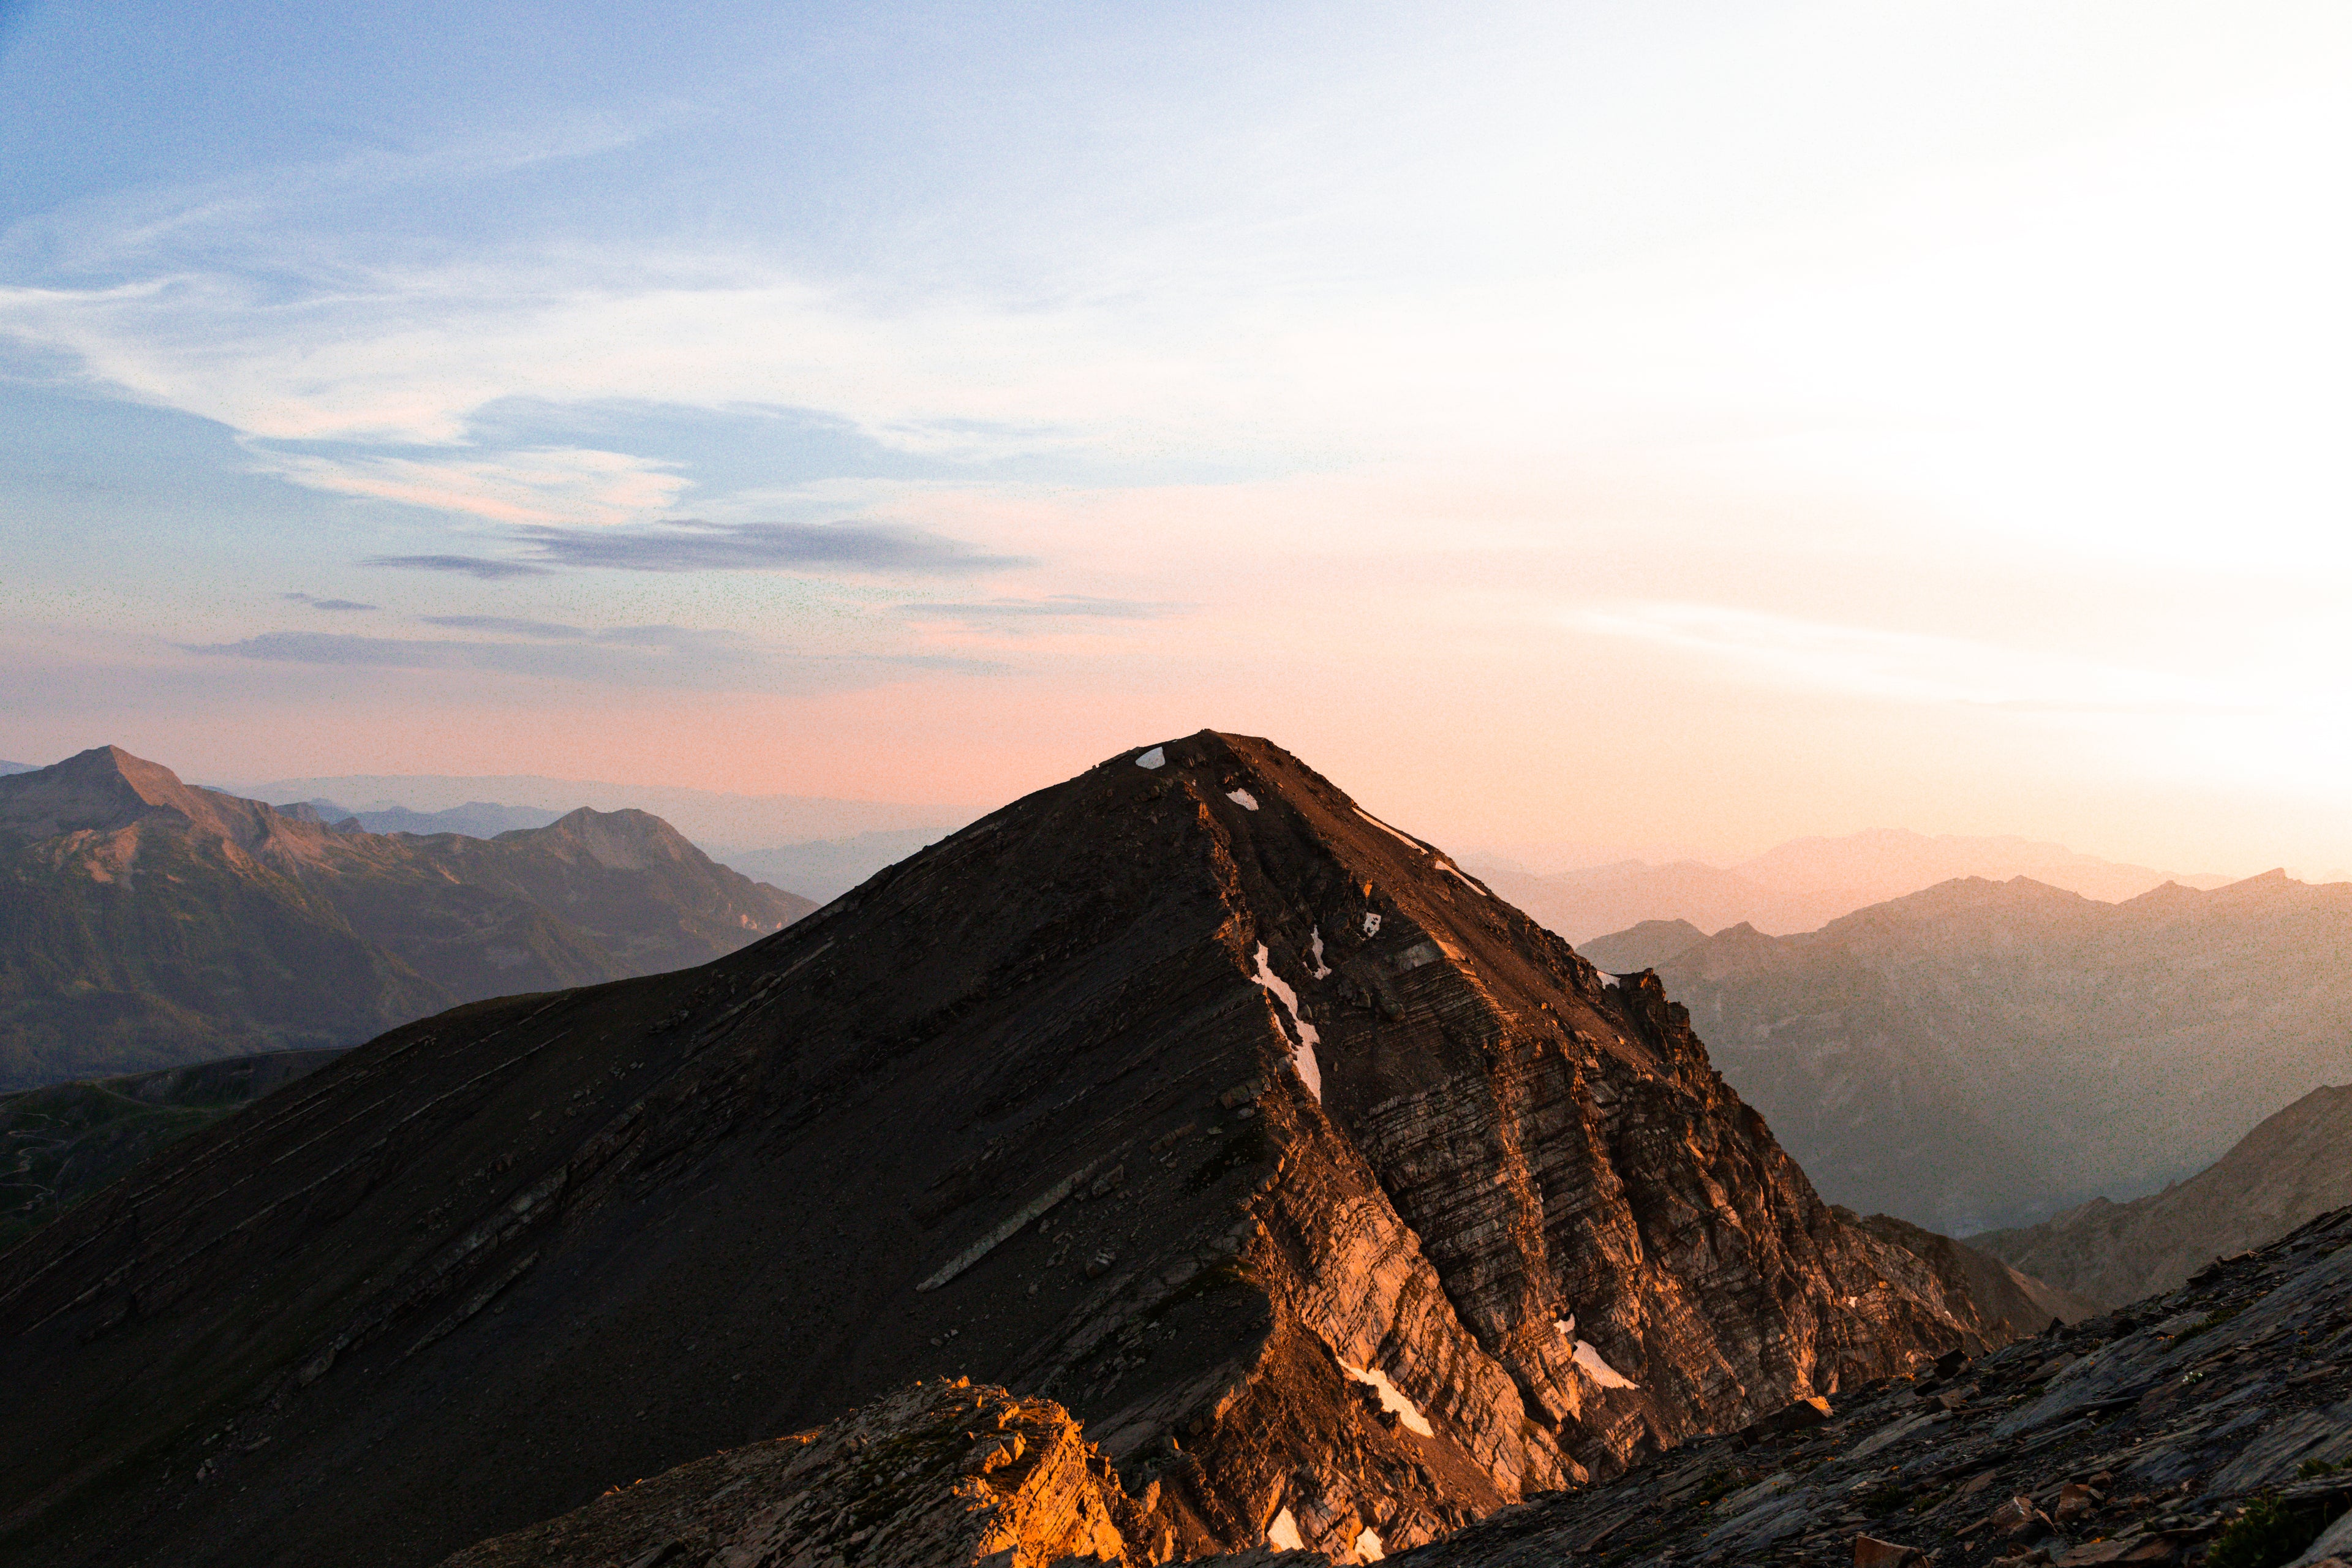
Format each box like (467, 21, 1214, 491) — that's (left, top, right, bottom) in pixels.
(181, 627, 1006, 690)
(1567, 601, 2250, 715)
(891, 594, 1188, 630)
(250, 445, 690, 527)
(363, 554, 554, 579)
(368, 519, 1026, 579)
(283, 592, 377, 611)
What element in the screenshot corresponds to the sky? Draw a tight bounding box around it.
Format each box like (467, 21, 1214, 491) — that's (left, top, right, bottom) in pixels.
(3, 1, 2350, 876)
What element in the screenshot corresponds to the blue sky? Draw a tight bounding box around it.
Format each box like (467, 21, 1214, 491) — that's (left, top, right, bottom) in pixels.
(4, 1, 2351, 873)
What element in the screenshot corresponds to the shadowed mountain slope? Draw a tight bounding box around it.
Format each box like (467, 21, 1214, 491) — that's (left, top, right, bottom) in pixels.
(0, 733, 2015, 1568)
(1970, 1082, 2352, 1308)
(0, 1049, 347, 1249)
(0, 747, 813, 1088)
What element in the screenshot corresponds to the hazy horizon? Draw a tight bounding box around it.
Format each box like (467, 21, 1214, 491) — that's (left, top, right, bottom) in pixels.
(7, 4, 2350, 880)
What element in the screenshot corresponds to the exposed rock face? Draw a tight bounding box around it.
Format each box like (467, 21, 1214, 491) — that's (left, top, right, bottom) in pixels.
(1373, 1204, 2352, 1567)
(0, 746, 813, 1088)
(0, 733, 2008, 1568)
(439, 1380, 1140, 1568)
(1645, 873, 2352, 1234)
(1842, 1210, 2098, 1333)
(1972, 1083, 2352, 1308)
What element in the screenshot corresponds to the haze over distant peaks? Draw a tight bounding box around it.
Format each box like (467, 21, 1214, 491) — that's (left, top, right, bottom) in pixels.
(1476, 825, 2233, 944)
(1627, 869, 2352, 1234)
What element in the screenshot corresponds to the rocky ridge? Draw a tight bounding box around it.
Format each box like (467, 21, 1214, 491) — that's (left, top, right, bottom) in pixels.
(0, 733, 2018, 1568)
(1363, 1200, 2352, 1568)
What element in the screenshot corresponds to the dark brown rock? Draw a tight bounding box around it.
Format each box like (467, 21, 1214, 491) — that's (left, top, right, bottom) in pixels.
(0, 733, 2010, 1568)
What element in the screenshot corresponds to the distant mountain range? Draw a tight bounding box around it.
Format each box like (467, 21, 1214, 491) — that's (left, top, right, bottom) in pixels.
(1600, 870, 2352, 1234)
(292, 799, 568, 837)
(1476, 827, 2231, 943)
(1971, 1081, 2352, 1308)
(0, 747, 814, 1090)
(232, 768, 962, 850)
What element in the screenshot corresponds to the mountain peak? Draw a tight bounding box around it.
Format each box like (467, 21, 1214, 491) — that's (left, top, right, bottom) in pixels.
(0, 731, 2010, 1566)
(0, 744, 243, 839)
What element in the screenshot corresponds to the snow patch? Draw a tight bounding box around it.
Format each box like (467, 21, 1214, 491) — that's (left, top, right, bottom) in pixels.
(1362, 911, 1382, 937)
(1435, 859, 1485, 896)
(1572, 1339, 1637, 1389)
(1136, 746, 1165, 770)
(1352, 805, 1422, 851)
(1310, 925, 1330, 979)
(1268, 1507, 1305, 1551)
(1357, 1526, 1387, 1561)
(1227, 788, 1259, 810)
(1341, 1363, 1434, 1436)
(1253, 943, 1322, 1100)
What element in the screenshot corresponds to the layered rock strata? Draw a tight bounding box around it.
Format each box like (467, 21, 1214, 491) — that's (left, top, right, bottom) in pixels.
(0, 733, 2011, 1568)
(1372, 1202, 2352, 1566)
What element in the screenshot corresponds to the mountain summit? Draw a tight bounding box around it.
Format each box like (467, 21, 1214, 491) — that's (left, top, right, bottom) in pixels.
(0, 733, 2018, 1567)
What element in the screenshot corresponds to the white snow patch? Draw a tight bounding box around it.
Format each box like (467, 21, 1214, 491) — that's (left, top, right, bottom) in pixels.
(1572, 1339, 1637, 1389)
(1352, 805, 1422, 851)
(1555, 1316, 1575, 1336)
(1253, 943, 1322, 1100)
(1136, 746, 1166, 769)
(1362, 911, 1382, 937)
(1268, 1507, 1305, 1551)
(1341, 1363, 1434, 1436)
(1435, 859, 1485, 896)
(1227, 788, 1259, 810)
(1310, 925, 1330, 979)
(1357, 1526, 1387, 1561)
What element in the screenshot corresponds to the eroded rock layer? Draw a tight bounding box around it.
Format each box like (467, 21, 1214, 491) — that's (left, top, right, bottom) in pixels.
(0, 732, 2011, 1568)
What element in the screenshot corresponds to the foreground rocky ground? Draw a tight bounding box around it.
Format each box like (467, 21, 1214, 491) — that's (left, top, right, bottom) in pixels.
(1376, 1202, 2352, 1567)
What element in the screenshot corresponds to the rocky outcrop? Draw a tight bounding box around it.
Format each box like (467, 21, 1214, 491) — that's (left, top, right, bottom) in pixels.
(1374, 1203, 2352, 1567)
(1972, 1083, 2352, 1308)
(1844, 1209, 2098, 1333)
(439, 1380, 1140, 1568)
(0, 733, 2011, 1568)
(0, 747, 812, 1088)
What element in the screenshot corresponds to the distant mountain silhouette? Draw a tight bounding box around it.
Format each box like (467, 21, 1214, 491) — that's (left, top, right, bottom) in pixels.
(715, 827, 948, 902)
(1577, 918, 1706, 973)
(1971, 1082, 2352, 1307)
(1638, 871, 2352, 1234)
(0, 747, 815, 1089)
(0, 761, 34, 776)
(1477, 827, 2229, 943)
(298, 799, 566, 837)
